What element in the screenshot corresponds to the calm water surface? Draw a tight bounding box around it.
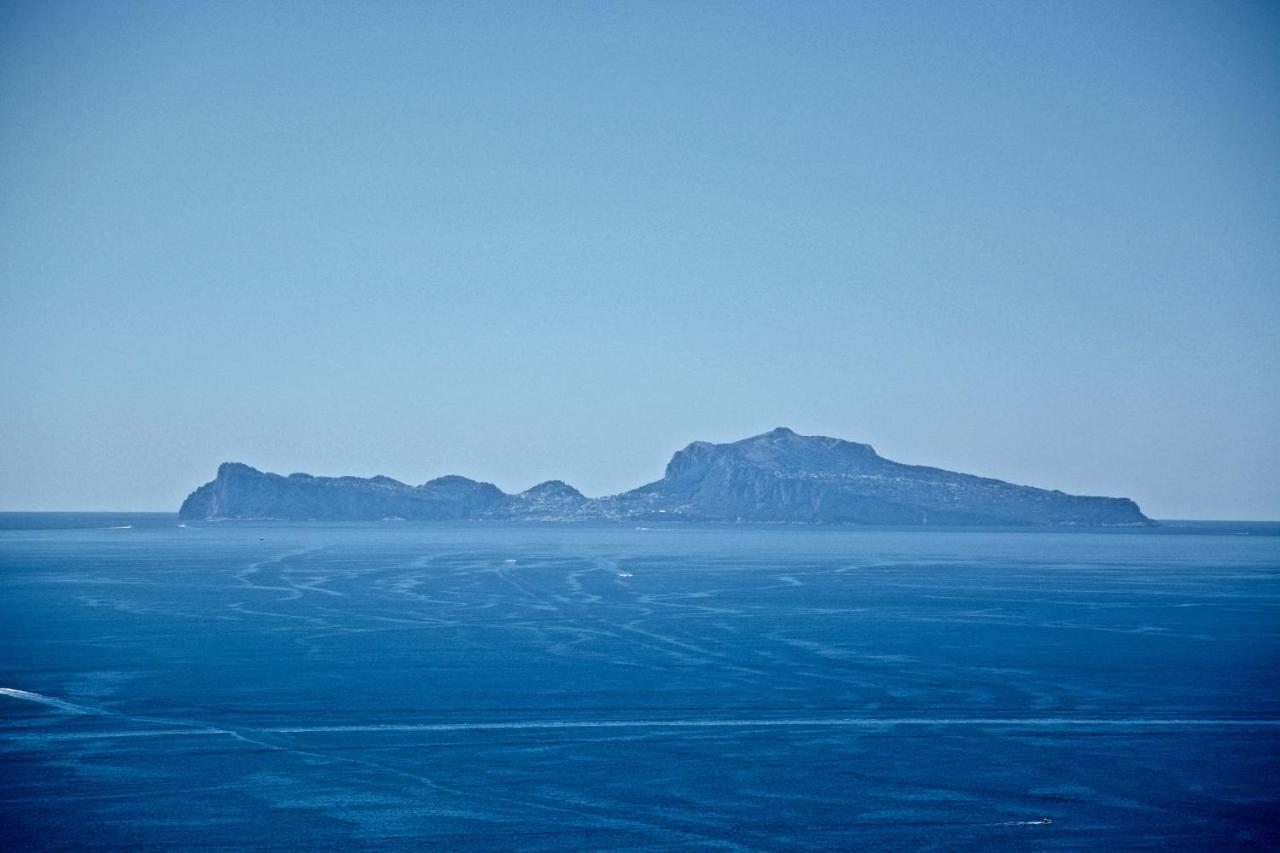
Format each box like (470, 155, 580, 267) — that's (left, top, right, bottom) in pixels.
(1, 516, 1277, 850)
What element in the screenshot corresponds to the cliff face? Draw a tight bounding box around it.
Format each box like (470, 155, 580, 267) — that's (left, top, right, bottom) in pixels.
(179, 429, 1153, 526)
(615, 427, 1149, 526)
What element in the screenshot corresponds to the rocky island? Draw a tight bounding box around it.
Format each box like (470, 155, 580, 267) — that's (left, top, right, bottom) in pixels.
(179, 428, 1152, 526)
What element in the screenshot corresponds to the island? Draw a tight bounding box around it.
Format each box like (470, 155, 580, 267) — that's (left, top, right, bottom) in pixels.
(179, 427, 1152, 526)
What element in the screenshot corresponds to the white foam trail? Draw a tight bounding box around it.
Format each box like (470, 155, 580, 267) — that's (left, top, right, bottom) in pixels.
(0, 687, 101, 715)
(4, 710, 1277, 746)
(5, 728, 228, 742)
(103, 525, 132, 529)
(6, 683, 1279, 735)
(267, 717, 1280, 735)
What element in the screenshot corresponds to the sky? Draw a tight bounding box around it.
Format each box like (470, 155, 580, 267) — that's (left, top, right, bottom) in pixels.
(1, 0, 1277, 518)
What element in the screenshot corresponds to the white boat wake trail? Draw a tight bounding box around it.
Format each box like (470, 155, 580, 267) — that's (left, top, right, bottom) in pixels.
(268, 717, 1280, 734)
(0, 687, 103, 715)
(3, 686, 1279, 744)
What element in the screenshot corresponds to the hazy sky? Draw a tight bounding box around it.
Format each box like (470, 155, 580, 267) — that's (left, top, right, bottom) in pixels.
(1, 1, 1277, 518)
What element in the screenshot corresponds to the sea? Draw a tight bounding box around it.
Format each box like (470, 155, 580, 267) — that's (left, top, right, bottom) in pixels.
(1, 514, 1277, 850)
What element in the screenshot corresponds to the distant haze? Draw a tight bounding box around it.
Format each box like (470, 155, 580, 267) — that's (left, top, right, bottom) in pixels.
(1, 2, 1277, 519)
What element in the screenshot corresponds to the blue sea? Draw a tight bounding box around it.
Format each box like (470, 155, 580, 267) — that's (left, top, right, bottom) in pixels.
(1, 515, 1277, 850)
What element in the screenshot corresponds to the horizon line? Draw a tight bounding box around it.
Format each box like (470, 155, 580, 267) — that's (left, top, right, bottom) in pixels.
(1, 510, 1278, 525)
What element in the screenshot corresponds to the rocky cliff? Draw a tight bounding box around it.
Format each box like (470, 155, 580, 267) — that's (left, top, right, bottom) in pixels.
(609, 427, 1149, 525)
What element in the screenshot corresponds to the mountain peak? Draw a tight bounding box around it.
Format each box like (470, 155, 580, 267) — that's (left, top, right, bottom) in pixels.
(734, 428, 876, 454)
(216, 461, 262, 477)
(521, 480, 585, 499)
(515, 479, 589, 516)
(420, 474, 481, 488)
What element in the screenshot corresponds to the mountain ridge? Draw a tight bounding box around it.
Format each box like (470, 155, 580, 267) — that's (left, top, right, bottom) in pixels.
(179, 428, 1153, 526)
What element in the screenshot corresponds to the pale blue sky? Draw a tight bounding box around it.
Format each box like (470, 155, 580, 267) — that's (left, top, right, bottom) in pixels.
(1, 1, 1277, 518)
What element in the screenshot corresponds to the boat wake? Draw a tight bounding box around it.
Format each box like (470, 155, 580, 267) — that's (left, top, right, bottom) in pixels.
(5, 686, 1279, 746)
(0, 687, 102, 715)
(264, 716, 1280, 734)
